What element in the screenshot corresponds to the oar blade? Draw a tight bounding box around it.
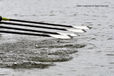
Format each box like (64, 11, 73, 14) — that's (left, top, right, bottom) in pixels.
(59, 32, 78, 37)
(72, 26, 92, 30)
(49, 34, 71, 39)
(67, 28, 85, 33)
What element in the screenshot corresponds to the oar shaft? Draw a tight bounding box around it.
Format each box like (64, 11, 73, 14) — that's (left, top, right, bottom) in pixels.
(0, 30, 51, 37)
(0, 26, 59, 35)
(0, 22, 67, 31)
(2, 17, 72, 28)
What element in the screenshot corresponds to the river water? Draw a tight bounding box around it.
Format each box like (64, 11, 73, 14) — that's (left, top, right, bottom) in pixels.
(0, 0, 114, 76)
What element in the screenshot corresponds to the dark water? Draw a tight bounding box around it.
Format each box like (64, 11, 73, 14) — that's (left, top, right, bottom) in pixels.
(0, 38, 85, 68)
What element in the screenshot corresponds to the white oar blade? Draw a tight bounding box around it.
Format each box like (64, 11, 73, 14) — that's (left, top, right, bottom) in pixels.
(67, 28, 85, 33)
(49, 34, 71, 39)
(59, 32, 77, 37)
(73, 26, 90, 30)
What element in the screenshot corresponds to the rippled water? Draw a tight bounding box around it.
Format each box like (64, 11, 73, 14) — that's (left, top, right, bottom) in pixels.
(0, 38, 84, 68)
(0, 0, 114, 76)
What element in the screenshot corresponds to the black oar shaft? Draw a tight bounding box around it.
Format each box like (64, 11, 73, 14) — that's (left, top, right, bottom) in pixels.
(0, 26, 59, 35)
(0, 22, 67, 31)
(0, 30, 51, 37)
(10, 19, 72, 28)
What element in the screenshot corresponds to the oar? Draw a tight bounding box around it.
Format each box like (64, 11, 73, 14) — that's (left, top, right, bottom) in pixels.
(0, 26, 59, 35)
(0, 30, 71, 39)
(0, 26, 77, 37)
(0, 21, 85, 33)
(1, 16, 91, 30)
(0, 30, 50, 37)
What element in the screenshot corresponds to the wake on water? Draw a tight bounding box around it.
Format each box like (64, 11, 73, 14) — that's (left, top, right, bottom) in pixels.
(0, 37, 86, 68)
